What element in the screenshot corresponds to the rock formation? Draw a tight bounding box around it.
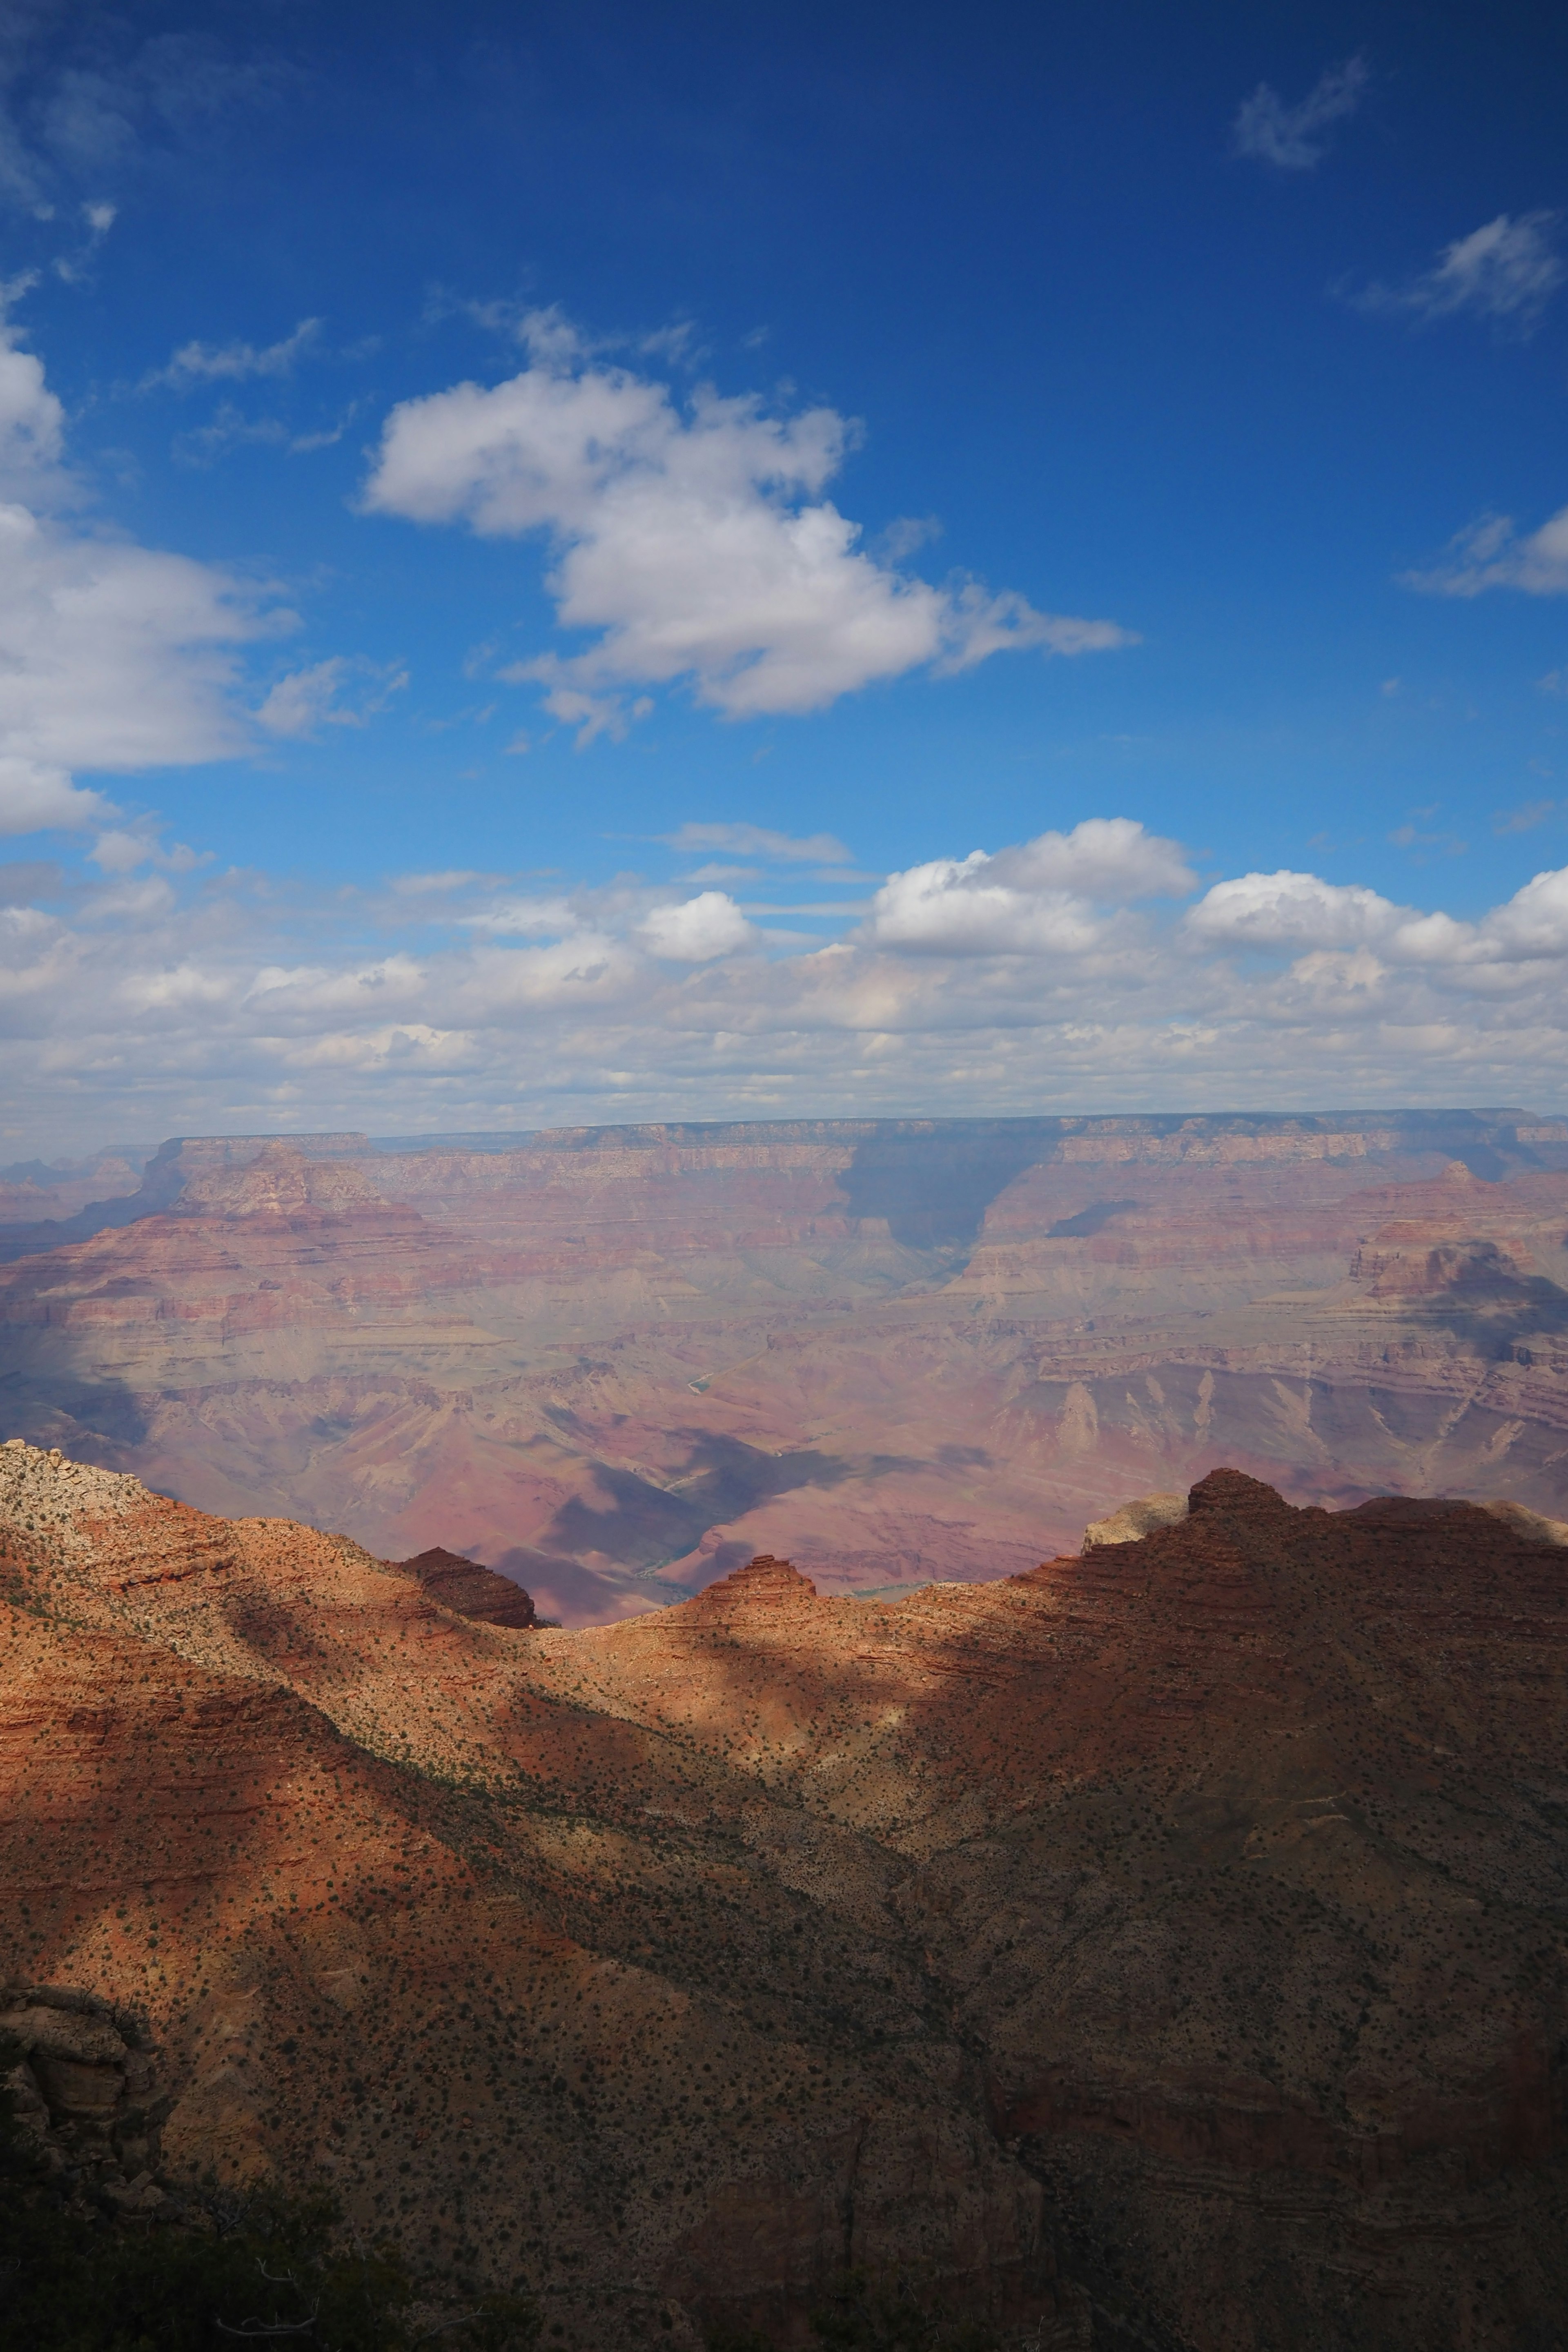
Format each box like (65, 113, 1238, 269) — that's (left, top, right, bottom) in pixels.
(4, 1111, 1568, 1624)
(3, 1437, 1566, 2346)
(1, 1984, 177, 2222)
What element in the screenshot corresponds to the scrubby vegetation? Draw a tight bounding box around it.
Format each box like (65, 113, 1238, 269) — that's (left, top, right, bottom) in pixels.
(0, 2058, 537, 2352)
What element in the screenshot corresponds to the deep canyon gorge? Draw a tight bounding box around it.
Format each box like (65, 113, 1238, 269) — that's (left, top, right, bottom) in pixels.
(4, 1111, 1568, 1626)
(4, 1114, 1568, 2347)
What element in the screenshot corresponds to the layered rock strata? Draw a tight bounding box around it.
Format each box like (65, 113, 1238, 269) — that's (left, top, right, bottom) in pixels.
(2, 1441, 1566, 2346)
(5, 1115, 1568, 1623)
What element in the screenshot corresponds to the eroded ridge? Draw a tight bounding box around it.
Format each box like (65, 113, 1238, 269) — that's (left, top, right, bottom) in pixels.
(2, 1444, 1567, 2348)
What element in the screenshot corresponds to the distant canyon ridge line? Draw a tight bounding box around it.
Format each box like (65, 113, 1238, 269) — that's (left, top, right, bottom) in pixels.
(2, 1109, 1567, 1626)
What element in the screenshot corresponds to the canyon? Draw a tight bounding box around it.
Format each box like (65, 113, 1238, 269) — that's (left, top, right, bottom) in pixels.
(3, 1112, 1568, 1625)
(2, 1438, 1566, 2348)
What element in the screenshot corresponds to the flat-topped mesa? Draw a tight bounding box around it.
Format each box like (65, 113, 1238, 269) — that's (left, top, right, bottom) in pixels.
(392, 1545, 538, 1629)
(690, 1552, 819, 1615)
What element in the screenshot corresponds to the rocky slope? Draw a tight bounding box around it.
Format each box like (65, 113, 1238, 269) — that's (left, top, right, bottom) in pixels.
(4, 1114, 1568, 1622)
(2, 1439, 1566, 2347)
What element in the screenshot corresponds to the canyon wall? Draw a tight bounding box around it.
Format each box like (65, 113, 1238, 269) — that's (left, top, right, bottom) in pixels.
(3, 1111, 1568, 1623)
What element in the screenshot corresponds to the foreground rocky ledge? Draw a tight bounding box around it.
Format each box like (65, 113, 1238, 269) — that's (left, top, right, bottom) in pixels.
(2, 1441, 1566, 2348)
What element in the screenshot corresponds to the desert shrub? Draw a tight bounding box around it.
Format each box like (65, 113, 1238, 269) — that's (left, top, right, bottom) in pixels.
(0, 2049, 537, 2351)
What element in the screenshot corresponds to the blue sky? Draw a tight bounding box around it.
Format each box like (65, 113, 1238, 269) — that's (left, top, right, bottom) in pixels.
(5, 0, 1568, 1151)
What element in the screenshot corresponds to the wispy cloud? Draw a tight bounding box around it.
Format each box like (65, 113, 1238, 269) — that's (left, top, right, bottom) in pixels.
(360, 312, 1135, 742)
(0, 23, 296, 223)
(1352, 213, 1564, 329)
(1403, 504, 1568, 598)
(663, 822, 854, 864)
(1495, 800, 1558, 835)
(144, 316, 321, 390)
(254, 657, 408, 740)
(1232, 56, 1368, 172)
(171, 402, 289, 466)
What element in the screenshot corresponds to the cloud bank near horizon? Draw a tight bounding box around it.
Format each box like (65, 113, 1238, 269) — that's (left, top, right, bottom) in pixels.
(8, 816, 1568, 1154)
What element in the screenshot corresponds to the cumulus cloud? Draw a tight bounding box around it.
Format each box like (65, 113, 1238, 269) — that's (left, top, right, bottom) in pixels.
(0, 306, 299, 836)
(1185, 862, 1568, 970)
(0, 496, 270, 833)
(1185, 869, 1399, 952)
(864, 819, 1195, 955)
(361, 317, 1134, 737)
(0, 310, 64, 486)
(1232, 56, 1368, 172)
(89, 829, 205, 875)
(1354, 213, 1564, 328)
(639, 891, 753, 961)
(1404, 504, 1568, 598)
(17, 831, 1568, 1147)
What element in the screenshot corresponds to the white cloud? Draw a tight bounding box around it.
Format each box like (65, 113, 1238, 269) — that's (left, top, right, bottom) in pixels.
(865, 819, 1194, 955)
(361, 321, 1134, 735)
(0, 308, 302, 837)
(1185, 861, 1568, 971)
(1354, 213, 1564, 328)
(171, 403, 289, 466)
(89, 828, 205, 875)
(0, 755, 107, 837)
(460, 896, 580, 939)
(1486, 864, 1568, 959)
(639, 891, 753, 961)
(1404, 504, 1568, 598)
(990, 816, 1194, 899)
(664, 822, 853, 864)
(0, 313, 65, 488)
(255, 656, 408, 739)
(145, 316, 320, 390)
(20, 832, 1568, 1149)
(0, 497, 267, 833)
(388, 869, 488, 896)
(1185, 869, 1399, 951)
(1232, 56, 1368, 172)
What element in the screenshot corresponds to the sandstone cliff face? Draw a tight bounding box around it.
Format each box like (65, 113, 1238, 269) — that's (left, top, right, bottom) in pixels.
(2, 1442, 1566, 2346)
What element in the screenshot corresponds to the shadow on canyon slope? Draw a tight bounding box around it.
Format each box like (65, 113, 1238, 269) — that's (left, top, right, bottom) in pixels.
(537, 1430, 922, 1571)
(837, 1123, 1056, 1252)
(0, 1370, 152, 1459)
(1044, 1197, 1139, 1239)
(1361, 1240, 1568, 1356)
